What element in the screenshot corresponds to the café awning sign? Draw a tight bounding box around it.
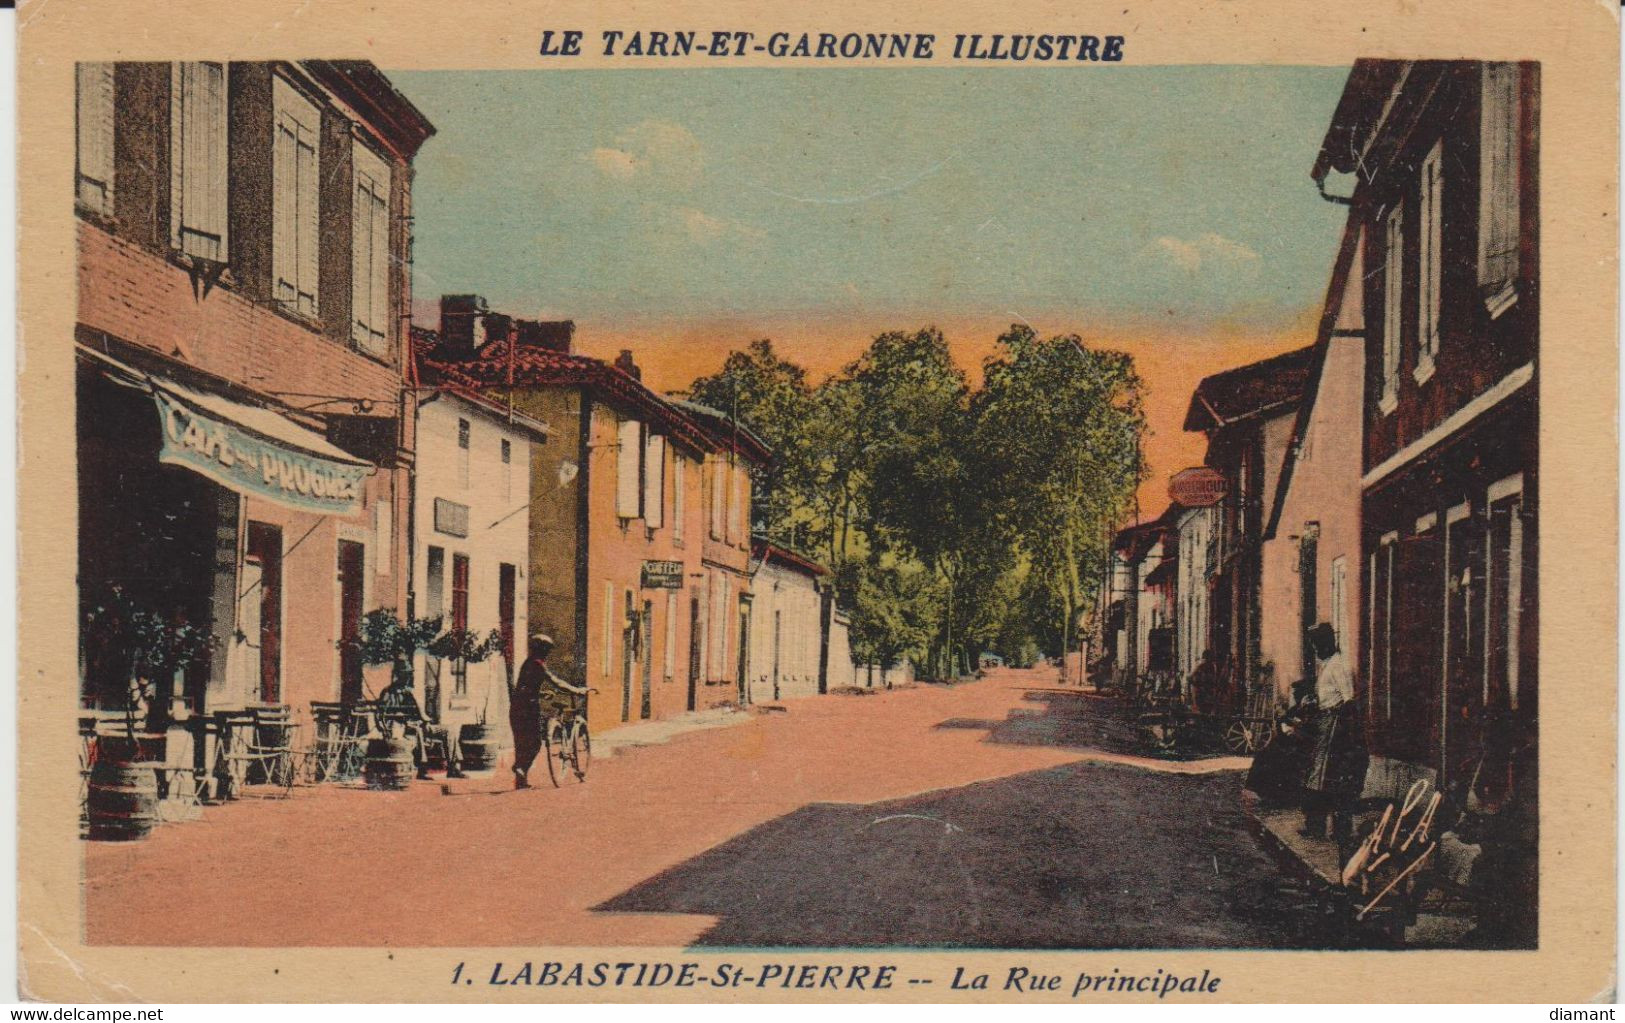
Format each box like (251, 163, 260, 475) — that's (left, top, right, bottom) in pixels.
(152, 379, 374, 517)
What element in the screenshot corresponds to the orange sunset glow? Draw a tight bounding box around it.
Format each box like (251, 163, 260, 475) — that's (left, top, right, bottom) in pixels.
(564, 311, 1320, 521)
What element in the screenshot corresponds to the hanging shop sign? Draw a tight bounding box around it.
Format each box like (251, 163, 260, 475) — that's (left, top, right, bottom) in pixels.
(640, 560, 685, 590)
(153, 386, 372, 516)
(1167, 466, 1228, 508)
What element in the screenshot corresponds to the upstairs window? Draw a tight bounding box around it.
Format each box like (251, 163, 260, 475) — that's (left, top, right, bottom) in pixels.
(708, 457, 725, 540)
(271, 76, 320, 318)
(1380, 202, 1404, 414)
(170, 62, 229, 263)
(1416, 140, 1443, 382)
(75, 63, 115, 216)
(457, 418, 471, 489)
(351, 142, 392, 355)
(1478, 62, 1522, 316)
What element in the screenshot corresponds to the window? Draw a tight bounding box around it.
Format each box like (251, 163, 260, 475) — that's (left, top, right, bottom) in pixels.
(1380, 202, 1404, 414)
(1416, 140, 1442, 382)
(352, 142, 391, 354)
(1479, 62, 1521, 315)
(725, 459, 740, 544)
(425, 546, 445, 620)
(75, 63, 115, 216)
(272, 76, 320, 317)
(673, 456, 686, 543)
(708, 457, 725, 539)
(616, 419, 642, 519)
(457, 418, 470, 489)
(664, 590, 678, 680)
(643, 433, 666, 529)
(501, 438, 513, 502)
(168, 62, 230, 262)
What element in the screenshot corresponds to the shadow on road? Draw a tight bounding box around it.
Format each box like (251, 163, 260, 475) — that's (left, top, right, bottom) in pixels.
(939, 688, 1229, 762)
(595, 758, 1362, 950)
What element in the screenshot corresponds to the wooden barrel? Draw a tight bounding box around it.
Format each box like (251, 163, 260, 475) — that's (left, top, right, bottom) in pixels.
(458, 724, 500, 772)
(86, 759, 159, 841)
(362, 736, 416, 790)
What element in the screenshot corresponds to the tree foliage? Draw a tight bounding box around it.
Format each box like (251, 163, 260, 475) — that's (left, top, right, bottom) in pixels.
(683, 323, 1146, 680)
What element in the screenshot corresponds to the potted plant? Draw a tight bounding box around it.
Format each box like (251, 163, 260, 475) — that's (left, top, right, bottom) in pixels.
(427, 628, 504, 772)
(348, 609, 441, 789)
(82, 588, 214, 840)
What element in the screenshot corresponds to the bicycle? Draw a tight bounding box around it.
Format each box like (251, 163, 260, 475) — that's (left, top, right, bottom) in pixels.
(541, 688, 596, 787)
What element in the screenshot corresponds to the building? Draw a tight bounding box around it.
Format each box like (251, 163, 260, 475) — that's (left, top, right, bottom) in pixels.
(669, 400, 772, 705)
(1174, 502, 1218, 685)
(1182, 346, 1315, 709)
(420, 297, 735, 732)
(1259, 218, 1368, 702)
(409, 355, 550, 751)
(1312, 61, 1539, 808)
(746, 539, 828, 703)
(75, 62, 433, 766)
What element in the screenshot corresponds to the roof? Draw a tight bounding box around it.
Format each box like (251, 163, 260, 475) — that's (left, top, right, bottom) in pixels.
(1182, 345, 1316, 433)
(413, 329, 716, 457)
(1311, 60, 1411, 182)
(668, 398, 773, 464)
(301, 61, 436, 161)
(751, 537, 828, 578)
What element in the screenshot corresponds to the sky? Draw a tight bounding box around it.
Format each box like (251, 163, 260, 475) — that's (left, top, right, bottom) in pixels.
(391, 67, 1351, 514)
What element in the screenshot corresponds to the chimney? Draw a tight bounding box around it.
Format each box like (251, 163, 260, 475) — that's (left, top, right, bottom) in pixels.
(515, 319, 576, 354)
(482, 312, 514, 355)
(437, 294, 486, 361)
(614, 349, 641, 381)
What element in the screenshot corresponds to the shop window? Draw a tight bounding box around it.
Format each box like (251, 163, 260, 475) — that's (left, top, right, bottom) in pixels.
(351, 142, 392, 356)
(170, 62, 229, 263)
(272, 76, 320, 317)
(75, 63, 115, 216)
(1479, 63, 1521, 316)
(1416, 139, 1442, 382)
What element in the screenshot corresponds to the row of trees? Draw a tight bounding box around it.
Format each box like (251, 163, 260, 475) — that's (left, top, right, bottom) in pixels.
(685, 325, 1146, 680)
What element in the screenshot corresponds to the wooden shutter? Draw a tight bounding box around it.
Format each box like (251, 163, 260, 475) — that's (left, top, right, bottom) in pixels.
(1478, 62, 1521, 309)
(1418, 140, 1442, 370)
(75, 63, 115, 215)
(664, 590, 679, 679)
(172, 62, 228, 261)
(673, 456, 686, 542)
(616, 418, 642, 518)
(273, 77, 320, 315)
(709, 457, 725, 539)
(352, 143, 391, 353)
(643, 433, 666, 528)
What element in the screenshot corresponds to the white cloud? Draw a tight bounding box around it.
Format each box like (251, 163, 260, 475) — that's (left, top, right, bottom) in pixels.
(1153, 232, 1260, 272)
(675, 206, 765, 247)
(587, 120, 703, 186)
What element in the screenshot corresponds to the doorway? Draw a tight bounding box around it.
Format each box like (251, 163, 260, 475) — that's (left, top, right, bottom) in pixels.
(338, 540, 366, 704)
(1298, 523, 1319, 682)
(736, 600, 751, 705)
(640, 600, 653, 719)
(244, 523, 283, 704)
(687, 595, 702, 712)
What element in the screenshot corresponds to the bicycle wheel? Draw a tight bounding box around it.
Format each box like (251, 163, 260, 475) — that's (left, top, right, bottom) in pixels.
(543, 718, 566, 787)
(570, 721, 591, 782)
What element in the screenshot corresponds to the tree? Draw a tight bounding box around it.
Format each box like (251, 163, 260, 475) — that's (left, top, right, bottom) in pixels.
(973, 325, 1146, 680)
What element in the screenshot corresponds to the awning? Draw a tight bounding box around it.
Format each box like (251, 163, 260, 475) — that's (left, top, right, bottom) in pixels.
(83, 347, 375, 516)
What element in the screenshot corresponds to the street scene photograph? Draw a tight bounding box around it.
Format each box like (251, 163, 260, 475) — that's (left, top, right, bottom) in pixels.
(70, 58, 1538, 956)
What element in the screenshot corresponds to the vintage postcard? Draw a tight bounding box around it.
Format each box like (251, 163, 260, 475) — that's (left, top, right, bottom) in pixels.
(14, 0, 1619, 1004)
